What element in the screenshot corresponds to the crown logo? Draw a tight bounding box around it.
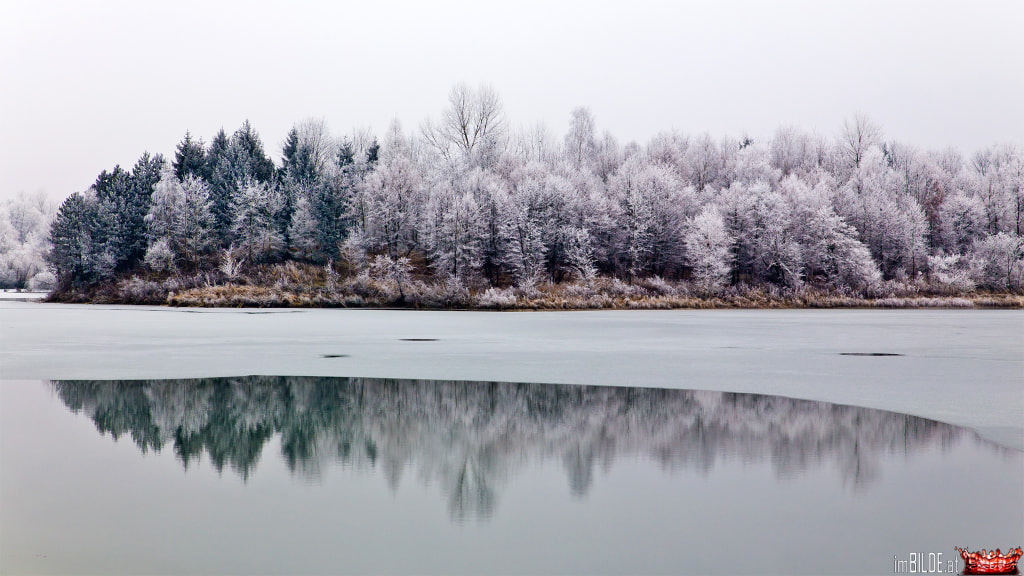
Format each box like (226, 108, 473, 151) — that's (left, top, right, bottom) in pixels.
(955, 547, 1022, 575)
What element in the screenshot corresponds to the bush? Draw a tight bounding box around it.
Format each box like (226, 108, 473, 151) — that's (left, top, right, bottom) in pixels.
(28, 270, 56, 291)
(476, 287, 517, 309)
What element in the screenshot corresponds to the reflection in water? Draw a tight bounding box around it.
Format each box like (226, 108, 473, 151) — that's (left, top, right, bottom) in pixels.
(52, 377, 987, 520)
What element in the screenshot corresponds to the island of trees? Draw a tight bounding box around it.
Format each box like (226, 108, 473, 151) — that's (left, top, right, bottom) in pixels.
(4, 85, 1020, 308)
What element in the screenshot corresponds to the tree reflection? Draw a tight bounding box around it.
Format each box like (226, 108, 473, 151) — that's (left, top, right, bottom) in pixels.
(52, 377, 981, 520)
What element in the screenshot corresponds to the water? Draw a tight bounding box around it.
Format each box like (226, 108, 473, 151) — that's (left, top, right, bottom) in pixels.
(1, 303, 1022, 574)
(1, 377, 1021, 575)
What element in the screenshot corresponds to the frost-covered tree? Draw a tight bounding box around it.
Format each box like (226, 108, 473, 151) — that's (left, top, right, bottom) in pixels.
(368, 254, 414, 300)
(609, 157, 693, 278)
(144, 237, 176, 273)
(564, 107, 597, 170)
(287, 193, 320, 261)
(799, 206, 880, 289)
(422, 83, 506, 167)
(560, 226, 597, 281)
(178, 176, 216, 262)
(421, 183, 484, 280)
(749, 187, 802, 286)
(836, 149, 927, 278)
(684, 206, 731, 289)
(937, 193, 987, 255)
(206, 122, 277, 244)
(969, 144, 1022, 236)
(501, 194, 547, 287)
(281, 118, 335, 185)
(230, 179, 284, 262)
(363, 122, 422, 259)
(770, 126, 817, 178)
(39, 87, 1024, 295)
(459, 168, 509, 284)
(715, 182, 758, 284)
(685, 133, 724, 192)
(969, 232, 1023, 290)
(145, 164, 184, 244)
(0, 192, 55, 289)
(145, 166, 215, 267)
(839, 113, 882, 170)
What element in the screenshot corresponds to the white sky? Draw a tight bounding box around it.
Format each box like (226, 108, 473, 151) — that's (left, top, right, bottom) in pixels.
(1, 0, 1022, 202)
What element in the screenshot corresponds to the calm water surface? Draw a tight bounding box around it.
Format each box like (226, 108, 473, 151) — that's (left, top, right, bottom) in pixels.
(1, 377, 1020, 575)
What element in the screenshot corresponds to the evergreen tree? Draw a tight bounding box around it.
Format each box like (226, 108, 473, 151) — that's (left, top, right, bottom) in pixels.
(127, 153, 163, 264)
(230, 120, 276, 184)
(337, 138, 355, 169)
(280, 127, 318, 185)
(205, 128, 233, 241)
(47, 192, 99, 288)
(173, 131, 206, 181)
(366, 139, 380, 166)
(92, 165, 134, 270)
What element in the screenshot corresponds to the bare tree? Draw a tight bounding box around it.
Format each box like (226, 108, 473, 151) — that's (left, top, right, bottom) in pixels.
(840, 113, 882, 169)
(422, 84, 506, 166)
(564, 107, 596, 169)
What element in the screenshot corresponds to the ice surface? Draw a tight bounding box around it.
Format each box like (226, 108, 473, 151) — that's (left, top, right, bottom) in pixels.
(1, 302, 1021, 448)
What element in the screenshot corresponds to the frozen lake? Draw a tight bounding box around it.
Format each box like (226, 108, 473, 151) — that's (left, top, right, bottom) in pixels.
(1, 303, 1022, 575)
(2, 302, 1022, 448)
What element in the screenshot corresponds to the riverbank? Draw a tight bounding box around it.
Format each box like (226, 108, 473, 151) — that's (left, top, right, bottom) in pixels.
(45, 268, 1024, 310)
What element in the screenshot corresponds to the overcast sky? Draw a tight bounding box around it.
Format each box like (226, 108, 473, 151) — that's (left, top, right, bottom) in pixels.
(1, 0, 1021, 202)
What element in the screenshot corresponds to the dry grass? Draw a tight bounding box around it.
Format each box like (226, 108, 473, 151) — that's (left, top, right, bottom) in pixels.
(48, 262, 1024, 310)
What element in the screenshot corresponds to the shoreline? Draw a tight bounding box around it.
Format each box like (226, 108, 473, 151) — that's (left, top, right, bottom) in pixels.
(44, 281, 1024, 310)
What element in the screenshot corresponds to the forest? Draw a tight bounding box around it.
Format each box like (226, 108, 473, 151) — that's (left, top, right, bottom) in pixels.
(5, 85, 1022, 307)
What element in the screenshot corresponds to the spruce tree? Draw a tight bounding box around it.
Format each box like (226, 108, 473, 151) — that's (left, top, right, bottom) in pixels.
(47, 192, 98, 288)
(205, 129, 233, 243)
(127, 153, 163, 264)
(173, 131, 206, 181)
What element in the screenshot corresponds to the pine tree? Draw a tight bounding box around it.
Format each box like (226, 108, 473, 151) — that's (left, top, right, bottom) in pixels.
(47, 193, 99, 288)
(205, 128, 233, 241)
(127, 153, 163, 265)
(173, 131, 206, 181)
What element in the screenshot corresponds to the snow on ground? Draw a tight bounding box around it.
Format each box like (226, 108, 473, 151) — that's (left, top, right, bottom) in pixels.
(0, 290, 47, 301)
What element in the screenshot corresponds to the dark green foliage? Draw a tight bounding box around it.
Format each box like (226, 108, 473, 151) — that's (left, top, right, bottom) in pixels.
(173, 131, 206, 180)
(337, 138, 355, 169)
(47, 193, 100, 288)
(88, 155, 161, 271)
(92, 165, 133, 204)
(230, 120, 276, 185)
(281, 127, 319, 185)
(366, 139, 380, 165)
(127, 153, 163, 262)
(205, 129, 233, 240)
(207, 122, 278, 244)
(91, 165, 134, 270)
(311, 176, 351, 261)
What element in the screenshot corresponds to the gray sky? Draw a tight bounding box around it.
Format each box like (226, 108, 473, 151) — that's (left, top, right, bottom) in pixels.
(1, 0, 1022, 202)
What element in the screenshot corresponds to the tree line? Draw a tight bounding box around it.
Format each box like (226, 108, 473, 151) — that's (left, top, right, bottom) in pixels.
(41, 85, 1024, 295)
